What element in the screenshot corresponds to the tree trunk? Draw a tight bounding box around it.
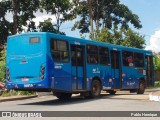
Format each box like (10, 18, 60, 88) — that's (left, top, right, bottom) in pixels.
(95, 0, 99, 31)
(88, 0, 94, 39)
(12, 0, 19, 34)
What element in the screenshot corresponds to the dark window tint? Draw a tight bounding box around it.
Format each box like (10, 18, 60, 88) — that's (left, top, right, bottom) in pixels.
(87, 45, 98, 54)
(122, 51, 133, 67)
(111, 50, 120, 69)
(99, 47, 110, 65)
(50, 39, 69, 62)
(71, 45, 84, 66)
(87, 45, 98, 64)
(134, 52, 144, 67)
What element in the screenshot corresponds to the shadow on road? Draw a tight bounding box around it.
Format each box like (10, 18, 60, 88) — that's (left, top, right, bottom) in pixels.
(19, 93, 141, 106)
(19, 95, 101, 106)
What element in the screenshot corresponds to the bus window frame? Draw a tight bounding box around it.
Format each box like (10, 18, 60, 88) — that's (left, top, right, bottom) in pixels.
(122, 50, 134, 67)
(98, 46, 110, 66)
(50, 38, 70, 63)
(134, 52, 144, 68)
(86, 44, 98, 65)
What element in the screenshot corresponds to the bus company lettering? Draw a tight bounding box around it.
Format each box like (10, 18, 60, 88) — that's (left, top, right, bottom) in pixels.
(92, 68, 100, 73)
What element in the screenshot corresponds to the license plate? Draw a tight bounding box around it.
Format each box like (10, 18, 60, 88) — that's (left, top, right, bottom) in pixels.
(22, 78, 29, 81)
(24, 84, 33, 88)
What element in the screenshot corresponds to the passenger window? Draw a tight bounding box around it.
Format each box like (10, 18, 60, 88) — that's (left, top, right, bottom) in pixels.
(122, 51, 133, 67)
(134, 52, 144, 68)
(99, 47, 110, 65)
(50, 39, 69, 62)
(71, 45, 84, 66)
(87, 45, 98, 64)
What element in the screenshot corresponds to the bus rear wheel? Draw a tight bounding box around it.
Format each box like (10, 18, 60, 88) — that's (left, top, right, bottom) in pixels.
(53, 92, 72, 100)
(137, 80, 145, 94)
(86, 79, 101, 98)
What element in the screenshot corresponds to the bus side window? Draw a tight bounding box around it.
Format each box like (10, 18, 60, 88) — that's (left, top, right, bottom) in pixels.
(99, 46, 110, 65)
(122, 51, 133, 67)
(87, 45, 98, 64)
(50, 39, 69, 62)
(134, 52, 144, 68)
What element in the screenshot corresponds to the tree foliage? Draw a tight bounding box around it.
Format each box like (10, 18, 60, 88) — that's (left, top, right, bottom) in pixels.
(95, 28, 145, 49)
(0, 0, 40, 46)
(10, 0, 40, 34)
(72, 0, 142, 35)
(0, 49, 6, 82)
(120, 29, 145, 49)
(0, 1, 11, 46)
(0, 0, 70, 46)
(38, 18, 65, 35)
(72, 0, 145, 48)
(41, 0, 74, 33)
(154, 55, 160, 71)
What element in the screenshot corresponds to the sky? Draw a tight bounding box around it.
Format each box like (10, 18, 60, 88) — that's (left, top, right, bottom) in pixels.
(120, 0, 160, 53)
(1, 0, 160, 52)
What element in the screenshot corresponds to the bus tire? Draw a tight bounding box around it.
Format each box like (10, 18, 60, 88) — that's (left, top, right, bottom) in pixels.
(54, 92, 72, 100)
(130, 89, 137, 93)
(137, 80, 145, 94)
(108, 90, 116, 95)
(86, 79, 101, 99)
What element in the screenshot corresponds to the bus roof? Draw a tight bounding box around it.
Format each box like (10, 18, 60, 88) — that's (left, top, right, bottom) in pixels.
(8, 32, 152, 55)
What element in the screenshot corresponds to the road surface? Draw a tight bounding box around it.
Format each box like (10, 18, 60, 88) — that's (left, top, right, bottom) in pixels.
(0, 91, 160, 120)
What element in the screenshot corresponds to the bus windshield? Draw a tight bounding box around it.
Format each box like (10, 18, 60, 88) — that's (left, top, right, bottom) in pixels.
(7, 36, 42, 56)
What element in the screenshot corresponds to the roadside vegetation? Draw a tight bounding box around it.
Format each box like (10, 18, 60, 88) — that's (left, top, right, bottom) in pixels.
(0, 49, 5, 83)
(154, 81, 160, 88)
(154, 53, 160, 88)
(1, 90, 35, 97)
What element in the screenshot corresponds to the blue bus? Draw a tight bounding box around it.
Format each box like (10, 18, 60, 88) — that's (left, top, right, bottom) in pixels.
(6, 32, 154, 99)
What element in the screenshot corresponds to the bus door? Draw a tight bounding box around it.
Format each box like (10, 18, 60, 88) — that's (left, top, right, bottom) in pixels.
(146, 55, 154, 87)
(71, 44, 86, 90)
(110, 50, 122, 89)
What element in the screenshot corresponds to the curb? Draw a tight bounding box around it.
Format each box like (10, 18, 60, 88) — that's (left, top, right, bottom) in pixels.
(0, 95, 38, 102)
(145, 88, 160, 92)
(149, 92, 160, 102)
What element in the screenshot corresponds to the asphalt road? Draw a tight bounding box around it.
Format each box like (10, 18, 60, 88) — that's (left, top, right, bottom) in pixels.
(0, 91, 160, 120)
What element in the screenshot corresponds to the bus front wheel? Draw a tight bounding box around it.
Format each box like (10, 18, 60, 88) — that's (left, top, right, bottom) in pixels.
(137, 80, 145, 94)
(86, 79, 101, 98)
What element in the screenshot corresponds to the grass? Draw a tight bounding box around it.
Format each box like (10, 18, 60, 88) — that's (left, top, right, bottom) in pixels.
(154, 81, 160, 88)
(1, 90, 35, 97)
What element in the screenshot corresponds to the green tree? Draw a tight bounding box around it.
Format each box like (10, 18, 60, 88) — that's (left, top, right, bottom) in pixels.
(0, 0, 11, 46)
(120, 29, 145, 49)
(38, 18, 56, 32)
(27, 21, 37, 32)
(10, 0, 40, 34)
(0, 49, 6, 82)
(95, 28, 145, 49)
(94, 28, 113, 43)
(38, 18, 65, 35)
(72, 0, 142, 39)
(154, 55, 160, 71)
(41, 0, 74, 33)
(0, 0, 40, 46)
